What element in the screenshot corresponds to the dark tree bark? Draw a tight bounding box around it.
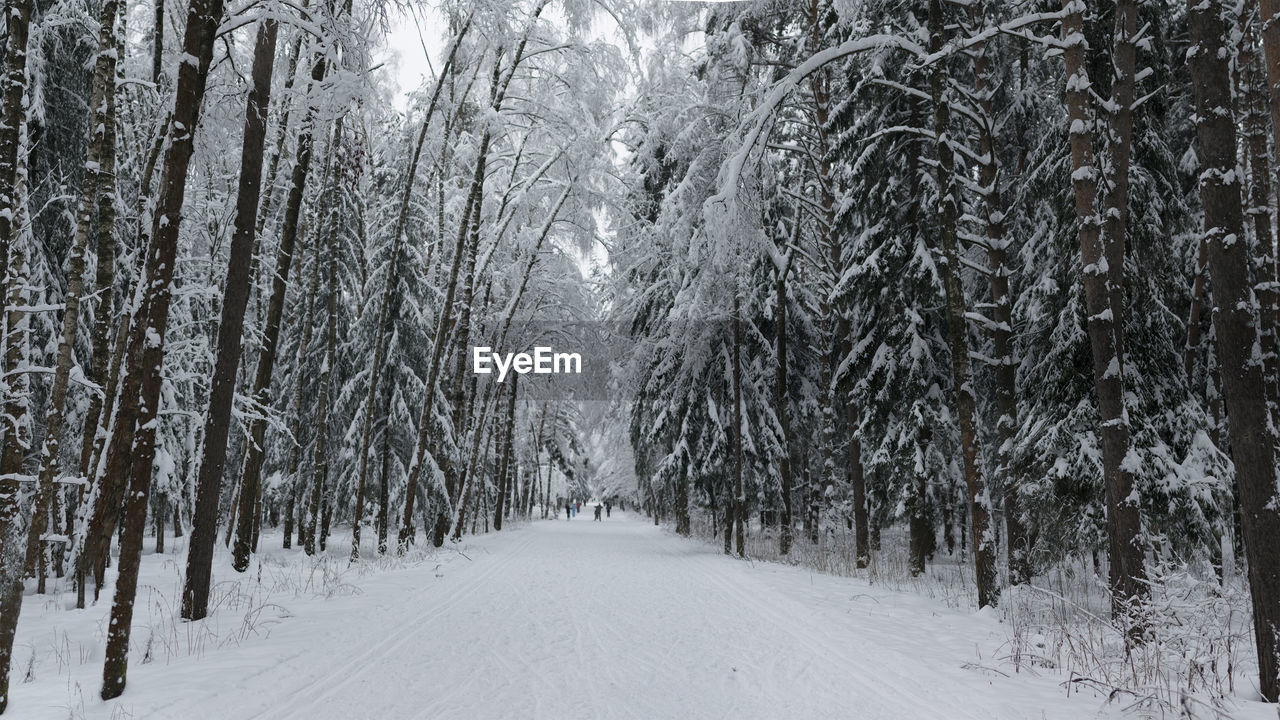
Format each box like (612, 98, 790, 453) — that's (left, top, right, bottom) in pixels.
(215, 29, 331, 583)
(101, 0, 228, 695)
(376, 379, 392, 553)
(151, 0, 163, 86)
(1059, 0, 1146, 619)
(1239, 6, 1280, 410)
(452, 388, 497, 541)
(674, 461, 691, 536)
(847, 405, 868, 569)
(74, 6, 123, 610)
(1255, 0, 1280, 357)
(1101, 0, 1137, 357)
(774, 253, 792, 555)
(492, 375, 518, 530)
(182, 16, 279, 611)
(303, 187, 341, 557)
(153, 493, 166, 553)
(928, 0, 996, 608)
(281, 236, 322, 550)
(446, 197, 483, 529)
(908, 474, 929, 577)
(1184, 237, 1209, 386)
(78, 302, 139, 604)
(24, 0, 121, 597)
(732, 293, 745, 558)
(255, 24, 307, 239)
(0, 30, 33, 709)
(0, 0, 30, 277)
(1186, 0, 1280, 700)
(967, 5, 1029, 585)
(0, 95, 29, 707)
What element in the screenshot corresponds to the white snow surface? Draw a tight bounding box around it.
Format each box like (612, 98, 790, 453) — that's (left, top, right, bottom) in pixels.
(10, 513, 1275, 719)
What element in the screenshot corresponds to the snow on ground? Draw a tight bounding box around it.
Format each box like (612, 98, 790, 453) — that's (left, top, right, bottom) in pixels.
(7, 512, 1275, 719)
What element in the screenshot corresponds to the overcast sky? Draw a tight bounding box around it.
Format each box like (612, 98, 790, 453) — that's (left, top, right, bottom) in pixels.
(377, 5, 447, 110)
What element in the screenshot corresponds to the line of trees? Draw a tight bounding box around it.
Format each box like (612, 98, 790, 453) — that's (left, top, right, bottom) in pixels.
(0, 0, 611, 708)
(4, 0, 1280, 709)
(613, 0, 1280, 701)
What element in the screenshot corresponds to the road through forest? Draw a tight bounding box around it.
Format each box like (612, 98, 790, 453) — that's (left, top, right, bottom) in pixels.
(162, 512, 1104, 720)
(16, 511, 1155, 719)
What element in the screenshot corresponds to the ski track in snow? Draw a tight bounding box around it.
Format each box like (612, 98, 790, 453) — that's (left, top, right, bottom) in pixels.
(12, 512, 1275, 719)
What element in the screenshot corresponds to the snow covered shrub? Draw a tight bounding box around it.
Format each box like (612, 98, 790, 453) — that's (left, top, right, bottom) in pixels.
(1000, 563, 1252, 718)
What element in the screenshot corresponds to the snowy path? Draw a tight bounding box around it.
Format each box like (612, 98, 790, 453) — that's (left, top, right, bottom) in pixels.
(16, 512, 1182, 719)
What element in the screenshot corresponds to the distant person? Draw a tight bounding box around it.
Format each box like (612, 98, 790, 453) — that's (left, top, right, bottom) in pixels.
(565, 504, 571, 520)
(594, 503, 602, 521)
(605, 502, 612, 518)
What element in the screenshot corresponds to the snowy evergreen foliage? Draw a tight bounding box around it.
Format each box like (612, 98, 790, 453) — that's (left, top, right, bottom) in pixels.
(1, 0, 1280, 712)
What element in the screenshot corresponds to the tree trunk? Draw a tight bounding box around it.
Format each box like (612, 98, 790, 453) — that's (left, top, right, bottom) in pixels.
(1254, 0, 1280, 362)
(73, 6, 123, 610)
(254, 7, 318, 244)
(732, 293, 745, 558)
(1185, 237, 1210, 386)
(24, 0, 121, 596)
(282, 481, 298, 549)
(182, 16, 279, 612)
(78, 312, 135, 603)
(968, 7, 1029, 586)
(0, 215, 30, 716)
(0, 17, 34, 686)
(1059, 0, 1146, 620)
(219, 35, 331, 579)
(1240, 7, 1280, 411)
(1102, 0, 1137, 357)
(151, 0, 163, 85)
(0, 0, 31, 262)
(154, 492, 166, 553)
(674, 464, 690, 536)
(303, 185, 341, 558)
(775, 258, 792, 555)
(908, 474, 929, 577)
(928, 0, 996, 609)
(847, 408, 868, 569)
(493, 375, 518, 530)
(101, 0, 228, 695)
(281, 236, 322, 552)
(452, 385, 498, 541)
(1186, 0, 1280, 700)
(376, 380, 392, 553)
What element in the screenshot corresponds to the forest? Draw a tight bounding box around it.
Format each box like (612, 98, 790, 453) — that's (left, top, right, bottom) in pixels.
(1, 0, 1279, 716)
